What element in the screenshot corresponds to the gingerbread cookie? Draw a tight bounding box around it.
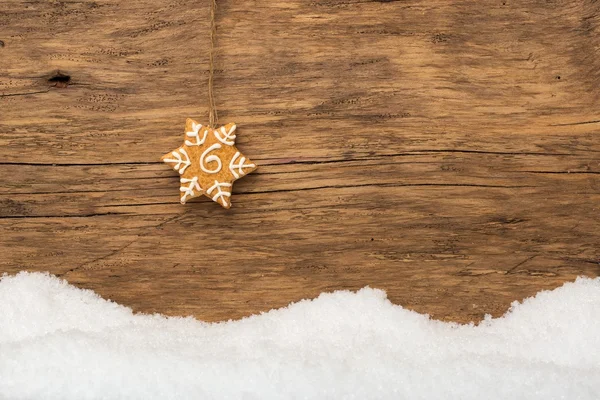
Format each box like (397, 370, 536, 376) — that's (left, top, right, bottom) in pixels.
(161, 118, 257, 208)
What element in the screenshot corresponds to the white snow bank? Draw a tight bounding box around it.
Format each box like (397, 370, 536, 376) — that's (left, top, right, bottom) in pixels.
(0, 272, 599, 400)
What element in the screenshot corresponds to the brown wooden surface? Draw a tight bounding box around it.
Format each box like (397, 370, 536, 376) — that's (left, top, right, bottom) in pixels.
(1, 0, 599, 323)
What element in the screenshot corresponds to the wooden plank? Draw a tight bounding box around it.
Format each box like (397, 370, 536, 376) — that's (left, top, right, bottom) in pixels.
(1, 0, 599, 322)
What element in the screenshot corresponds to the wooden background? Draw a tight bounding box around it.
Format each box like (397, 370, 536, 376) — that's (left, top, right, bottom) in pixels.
(1, 0, 598, 323)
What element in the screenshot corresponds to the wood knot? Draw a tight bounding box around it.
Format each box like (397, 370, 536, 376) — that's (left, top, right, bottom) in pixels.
(48, 71, 71, 88)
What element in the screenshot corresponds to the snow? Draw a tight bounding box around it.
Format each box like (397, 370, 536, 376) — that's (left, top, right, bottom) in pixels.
(1, 272, 599, 400)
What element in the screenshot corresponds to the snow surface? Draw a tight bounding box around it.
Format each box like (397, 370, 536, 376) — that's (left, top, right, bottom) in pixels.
(0, 272, 599, 400)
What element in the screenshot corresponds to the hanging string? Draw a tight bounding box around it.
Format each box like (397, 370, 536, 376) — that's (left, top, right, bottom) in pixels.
(208, 0, 218, 127)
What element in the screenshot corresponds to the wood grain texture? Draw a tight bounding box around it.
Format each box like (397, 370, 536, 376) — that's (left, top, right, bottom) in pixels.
(1, 0, 599, 322)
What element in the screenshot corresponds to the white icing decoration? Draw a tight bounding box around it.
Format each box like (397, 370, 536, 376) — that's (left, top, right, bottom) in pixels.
(229, 151, 256, 179)
(163, 148, 191, 174)
(179, 177, 201, 204)
(200, 143, 223, 174)
(214, 124, 237, 146)
(185, 122, 208, 146)
(207, 180, 232, 207)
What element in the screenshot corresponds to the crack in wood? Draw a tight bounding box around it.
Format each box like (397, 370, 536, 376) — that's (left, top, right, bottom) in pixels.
(0, 212, 127, 219)
(0, 148, 579, 168)
(516, 170, 600, 174)
(56, 239, 137, 278)
(0, 182, 539, 219)
(549, 119, 600, 127)
(1, 188, 153, 196)
(0, 161, 158, 167)
(0, 90, 50, 98)
(246, 182, 536, 195)
(506, 255, 537, 274)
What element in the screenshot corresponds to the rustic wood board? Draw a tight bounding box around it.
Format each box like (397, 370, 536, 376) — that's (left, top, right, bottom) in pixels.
(1, 0, 598, 323)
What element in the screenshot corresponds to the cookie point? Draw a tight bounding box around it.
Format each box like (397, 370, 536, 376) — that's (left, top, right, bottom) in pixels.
(218, 197, 231, 209)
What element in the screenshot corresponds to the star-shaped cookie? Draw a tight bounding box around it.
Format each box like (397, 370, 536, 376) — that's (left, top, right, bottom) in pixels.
(161, 118, 257, 208)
